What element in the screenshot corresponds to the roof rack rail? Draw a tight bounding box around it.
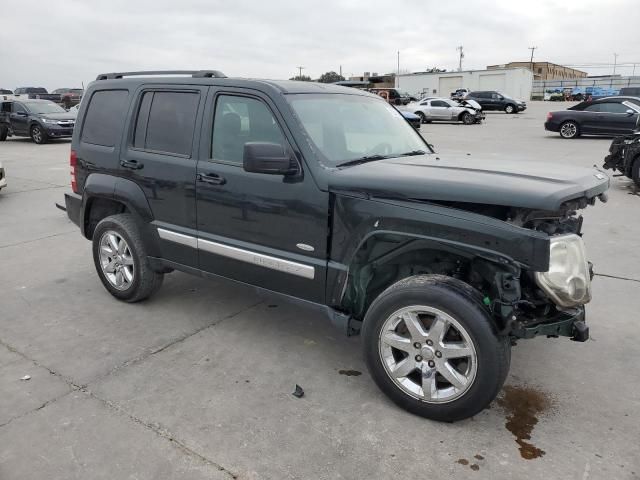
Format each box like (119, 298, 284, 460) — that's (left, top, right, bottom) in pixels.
(95, 70, 227, 80)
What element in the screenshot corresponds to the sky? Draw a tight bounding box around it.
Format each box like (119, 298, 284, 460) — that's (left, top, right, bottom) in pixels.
(1, 0, 639, 91)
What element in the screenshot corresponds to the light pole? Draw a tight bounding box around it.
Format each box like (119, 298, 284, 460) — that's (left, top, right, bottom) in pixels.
(528, 46, 537, 76)
(613, 54, 618, 75)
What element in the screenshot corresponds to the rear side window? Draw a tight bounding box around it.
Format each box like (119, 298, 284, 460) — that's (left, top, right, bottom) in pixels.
(598, 103, 632, 113)
(81, 90, 129, 147)
(133, 91, 199, 156)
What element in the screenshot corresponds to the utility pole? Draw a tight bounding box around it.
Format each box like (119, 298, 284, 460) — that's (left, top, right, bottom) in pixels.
(397, 50, 400, 88)
(613, 53, 618, 75)
(456, 46, 464, 71)
(296, 66, 305, 79)
(528, 46, 537, 76)
(339, 65, 342, 78)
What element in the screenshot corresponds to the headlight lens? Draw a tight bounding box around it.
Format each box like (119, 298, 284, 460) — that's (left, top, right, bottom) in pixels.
(42, 118, 59, 124)
(535, 234, 591, 307)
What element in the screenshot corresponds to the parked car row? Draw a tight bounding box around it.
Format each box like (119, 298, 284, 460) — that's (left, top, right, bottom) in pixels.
(0, 87, 83, 108)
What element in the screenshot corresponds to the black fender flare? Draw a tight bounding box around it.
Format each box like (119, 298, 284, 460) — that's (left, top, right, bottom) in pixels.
(80, 174, 160, 255)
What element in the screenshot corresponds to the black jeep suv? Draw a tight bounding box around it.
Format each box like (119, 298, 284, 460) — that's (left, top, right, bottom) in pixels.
(64, 71, 608, 422)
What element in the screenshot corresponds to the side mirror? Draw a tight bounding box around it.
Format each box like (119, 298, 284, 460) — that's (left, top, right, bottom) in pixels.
(626, 109, 636, 116)
(243, 142, 296, 175)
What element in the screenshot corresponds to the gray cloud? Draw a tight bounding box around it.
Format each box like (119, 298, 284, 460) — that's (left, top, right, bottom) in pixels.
(1, 0, 638, 91)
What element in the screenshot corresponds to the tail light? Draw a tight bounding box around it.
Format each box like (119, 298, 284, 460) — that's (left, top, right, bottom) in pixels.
(546, 112, 553, 121)
(70, 149, 78, 193)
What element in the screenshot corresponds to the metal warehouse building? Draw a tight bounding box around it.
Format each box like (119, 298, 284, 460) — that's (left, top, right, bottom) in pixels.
(395, 68, 533, 100)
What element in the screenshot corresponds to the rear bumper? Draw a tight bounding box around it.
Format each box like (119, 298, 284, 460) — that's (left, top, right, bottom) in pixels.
(64, 192, 82, 228)
(544, 121, 560, 132)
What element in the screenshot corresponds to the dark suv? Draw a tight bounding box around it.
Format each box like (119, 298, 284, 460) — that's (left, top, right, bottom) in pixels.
(64, 71, 608, 422)
(465, 91, 526, 113)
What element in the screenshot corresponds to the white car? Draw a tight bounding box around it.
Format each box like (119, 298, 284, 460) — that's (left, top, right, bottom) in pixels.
(0, 162, 7, 191)
(407, 97, 484, 125)
(68, 103, 81, 117)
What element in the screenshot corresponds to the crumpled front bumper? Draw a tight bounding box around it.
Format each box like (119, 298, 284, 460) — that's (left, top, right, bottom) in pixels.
(511, 307, 589, 342)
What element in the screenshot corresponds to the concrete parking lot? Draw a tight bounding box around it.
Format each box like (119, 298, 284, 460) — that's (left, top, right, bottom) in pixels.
(0, 101, 638, 480)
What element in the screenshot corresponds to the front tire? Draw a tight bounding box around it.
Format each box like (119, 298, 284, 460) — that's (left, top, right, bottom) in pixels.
(461, 112, 474, 125)
(362, 275, 510, 422)
(0, 125, 7, 141)
(30, 125, 48, 144)
(504, 104, 516, 114)
(415, 111, 427, 124)
(559, 121, 580, 139)
(92, 214, 164, 302)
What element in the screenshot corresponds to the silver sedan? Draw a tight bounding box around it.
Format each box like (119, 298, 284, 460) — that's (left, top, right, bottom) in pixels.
(407, 98, 484, 125)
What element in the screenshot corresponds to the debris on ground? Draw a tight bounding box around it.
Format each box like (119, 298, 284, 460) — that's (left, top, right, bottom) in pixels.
(292, 384, 304, 398)
(20, 375, 31, 381)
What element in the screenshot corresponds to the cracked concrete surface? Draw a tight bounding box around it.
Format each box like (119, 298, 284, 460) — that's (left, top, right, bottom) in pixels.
(1, 103, 639, 479)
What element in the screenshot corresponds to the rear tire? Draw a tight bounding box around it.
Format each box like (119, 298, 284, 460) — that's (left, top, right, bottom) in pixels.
(30, 125, 47, 144)
(362, 274, 510, 422)
(92, 214, 164, 302)
(559, 121, 580, 139)
(0, 126, 7, 141)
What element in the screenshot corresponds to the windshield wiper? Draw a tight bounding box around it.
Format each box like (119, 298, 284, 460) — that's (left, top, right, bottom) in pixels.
(335, 154, 390, 168)
(399, 149, 427, 156)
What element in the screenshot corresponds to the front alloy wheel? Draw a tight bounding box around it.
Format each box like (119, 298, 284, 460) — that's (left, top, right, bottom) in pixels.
(362, 275, 510, 422)
(504, 104, 515, 114)
(31, 125, 47, 144)
(379, 306, 477, 403)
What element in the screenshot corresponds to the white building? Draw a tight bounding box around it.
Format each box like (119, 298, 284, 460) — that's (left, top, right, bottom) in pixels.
(396, 68, 533, 100)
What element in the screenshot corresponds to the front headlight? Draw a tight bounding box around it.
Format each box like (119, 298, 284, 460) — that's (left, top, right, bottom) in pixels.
(42, 118, 59, 124)
(535, 234, 591, 307)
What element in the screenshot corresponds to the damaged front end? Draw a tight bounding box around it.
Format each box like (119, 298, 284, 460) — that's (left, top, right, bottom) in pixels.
(603, 130, 640, 184)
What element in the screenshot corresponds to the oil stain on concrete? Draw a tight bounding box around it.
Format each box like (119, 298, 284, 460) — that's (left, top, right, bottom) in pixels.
(497, 384, 553, 460)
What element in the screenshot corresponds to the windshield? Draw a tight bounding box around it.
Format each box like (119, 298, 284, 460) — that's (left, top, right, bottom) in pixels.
(287, 94, 429, 167)
(24, 102, 67, 114)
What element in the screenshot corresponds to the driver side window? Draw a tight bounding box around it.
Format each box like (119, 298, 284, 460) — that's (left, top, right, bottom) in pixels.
(212, 95, 286, 165)
(13, 103, 26, 114)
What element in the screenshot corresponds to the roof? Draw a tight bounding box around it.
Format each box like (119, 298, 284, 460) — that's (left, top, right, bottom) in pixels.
(91, 71, 371, 96)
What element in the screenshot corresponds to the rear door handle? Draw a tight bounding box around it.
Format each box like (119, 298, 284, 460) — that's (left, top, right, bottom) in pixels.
(197, 172, 226, 185)
(120, 159, 144, 170)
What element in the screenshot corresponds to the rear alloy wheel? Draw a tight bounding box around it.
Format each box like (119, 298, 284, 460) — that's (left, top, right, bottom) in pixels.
(30, 125, 47, 144)
(504, 104, 516, 114)
(363, 275, 510, 422)
(92, 214, 164, 302)
(560, 121, 579, 139)
(461, 112, 474, 125)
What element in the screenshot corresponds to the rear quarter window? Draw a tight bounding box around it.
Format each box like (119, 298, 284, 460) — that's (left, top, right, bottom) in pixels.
(81, 90, 130, 147)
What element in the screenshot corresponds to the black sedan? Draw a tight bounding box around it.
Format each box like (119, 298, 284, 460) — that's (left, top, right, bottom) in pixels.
(545, 97, 640, 138)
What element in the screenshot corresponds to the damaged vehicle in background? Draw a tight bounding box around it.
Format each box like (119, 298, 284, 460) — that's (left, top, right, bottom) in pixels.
(603, 113, 640, 185)
(408, 97, 484, 124)
(64, 72, 608, 422)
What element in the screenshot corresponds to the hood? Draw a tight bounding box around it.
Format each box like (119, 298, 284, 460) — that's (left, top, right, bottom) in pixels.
(328, 153, 609, 211)
(40, 112, 75, 121)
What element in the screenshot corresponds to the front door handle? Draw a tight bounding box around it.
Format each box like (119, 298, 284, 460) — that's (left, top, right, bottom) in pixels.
(120, 159, 144, 170)
(197, 172, 226, 185)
